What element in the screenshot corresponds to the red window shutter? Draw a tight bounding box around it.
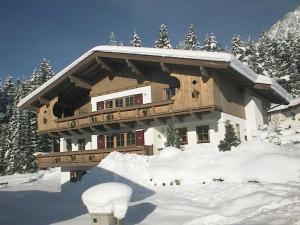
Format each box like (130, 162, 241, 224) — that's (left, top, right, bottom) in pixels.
(97, 101, 104, 110)
(97, 135, 105, 149)
(135, 130, 144, 146)
(134, 94, 143, 105)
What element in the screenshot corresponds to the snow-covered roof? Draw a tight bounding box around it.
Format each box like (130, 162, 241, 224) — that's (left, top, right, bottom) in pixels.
(18, 45, 292, 108)
(268, 97, 300, 112)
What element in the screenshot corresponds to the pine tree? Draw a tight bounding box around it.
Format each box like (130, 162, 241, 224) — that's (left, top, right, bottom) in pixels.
(184, 24, 199, 50)
(165, 120, 180, 148)
(154, 24, 172, 49)
(109, 32, 117, 46)
(202, 33, 222, 52)
(130, 30, 142, 47)
(218, 121, 240, 152)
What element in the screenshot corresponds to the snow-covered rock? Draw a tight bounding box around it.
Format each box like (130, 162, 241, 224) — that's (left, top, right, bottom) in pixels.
(81, 182, 132, 219)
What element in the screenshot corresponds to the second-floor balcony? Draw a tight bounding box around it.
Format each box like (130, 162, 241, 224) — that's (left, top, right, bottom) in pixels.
(41, 100, 221, 135)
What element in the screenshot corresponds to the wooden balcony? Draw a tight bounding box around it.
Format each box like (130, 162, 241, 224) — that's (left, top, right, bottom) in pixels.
(37, 145, 153, 168)
(41, 100, 221, 135)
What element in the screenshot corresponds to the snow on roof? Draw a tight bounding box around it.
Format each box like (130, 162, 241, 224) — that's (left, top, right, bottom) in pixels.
(18, 45, 292, 108)
(268, 97, 300, 112)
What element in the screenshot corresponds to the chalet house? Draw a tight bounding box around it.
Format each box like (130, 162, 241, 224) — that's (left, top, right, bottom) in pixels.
(268, 97, 300, 130)
(18, 46, 291, 183)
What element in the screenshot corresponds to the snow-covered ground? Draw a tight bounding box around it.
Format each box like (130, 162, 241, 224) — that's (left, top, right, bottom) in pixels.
(1, 132, 300, 225)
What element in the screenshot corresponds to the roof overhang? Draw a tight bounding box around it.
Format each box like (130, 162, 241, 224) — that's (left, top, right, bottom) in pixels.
(18, 45, 292, 109)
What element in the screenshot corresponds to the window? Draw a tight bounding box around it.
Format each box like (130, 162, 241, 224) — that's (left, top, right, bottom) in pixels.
(165, 88, 176, 100)
(106, 135, 114, 148)
(115, 98, 124, 108)
(235, 124, 241, 141)
(125, 96, 134, 107)
(196, 125, 210, 143)
(78, 138, 85, 151)
(127, 132, 136, 146)
(177, 128, 188, 145)
(116, 133, 125, 147)
(66, 139, 72, 152)
(105, 100, 113, 109)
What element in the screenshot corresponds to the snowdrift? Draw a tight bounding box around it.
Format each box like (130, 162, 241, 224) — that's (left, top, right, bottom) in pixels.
(98, 141, 300, 186)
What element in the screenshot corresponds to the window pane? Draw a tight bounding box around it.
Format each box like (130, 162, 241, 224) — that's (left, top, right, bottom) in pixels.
(105, 100, 113, 109)
(78, 139, 85, 151)
(196, 125, 209, 143)
(66, 139, 72, 151)
(115, 98, 124, 108)
(106, 135, 114, 148)
(127, 132, 136, 146)
(125, 96, 134, 107)
(117, 133, 125, 147)
(165, 88, 176, 100)
(177, 128, 188, 144)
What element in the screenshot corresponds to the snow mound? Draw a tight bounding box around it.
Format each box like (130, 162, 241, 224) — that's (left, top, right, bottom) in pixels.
(81, 182, 132, 219)
(98, 141, 300, 186)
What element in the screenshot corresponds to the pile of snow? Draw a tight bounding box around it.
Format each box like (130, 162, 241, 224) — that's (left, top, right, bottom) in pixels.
(147, 141, 300, 185)
(253, 126, 300, 145)
(81, 182, 132, 219)
(98, 140, 300, 186)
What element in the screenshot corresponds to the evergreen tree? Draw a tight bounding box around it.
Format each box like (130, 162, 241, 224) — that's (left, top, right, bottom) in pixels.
(130, 30, 142, 47)
(165, 120, 180, 148)
(202, 33, 222, 52)
(109, 32, 117, 46)
(184, 24, 199, 50)
(154, 24, 172, 49)
(218, 121, 240, 152)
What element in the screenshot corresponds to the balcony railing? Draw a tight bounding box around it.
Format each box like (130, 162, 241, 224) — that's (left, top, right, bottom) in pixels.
(37, 145, 153, 168)
(41, 100, 220, 134)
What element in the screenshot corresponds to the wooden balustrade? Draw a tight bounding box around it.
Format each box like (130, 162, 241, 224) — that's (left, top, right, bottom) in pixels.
(42, 100, 220, 134)
(37, 145, 153, 168)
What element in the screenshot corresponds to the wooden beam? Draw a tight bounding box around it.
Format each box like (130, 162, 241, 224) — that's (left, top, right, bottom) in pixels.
(160, 62, 171, 74)
(253, 83, 271, 90)
(153, 117, 167, 125)
(38, 97, 50, 106)
(191, 112, 202, 120)
(69, 75, 92, 90)
(172, 115, 183, 122)
(56, 101, 74, 109)
(126, 59, 145, 77)
(95, 56, 115, 72)
(200, 66, 210, 78)
(78, 128, 93, 134)
(90, 126, 105, 132)
(119, 122, 134, 128)
(47, 132, 60, 138)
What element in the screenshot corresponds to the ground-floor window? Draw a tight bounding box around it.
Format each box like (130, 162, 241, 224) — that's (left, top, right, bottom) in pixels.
(235, 124, 241, 141)
(78, 138, 86, 151)
(66, 139, 72, 151)
(196, 125, 210, 143)
(177, 127, 188, 145)
(126, 131, 136, 146)
(116, 133, 125, 147)
(106, 135, 114, 148)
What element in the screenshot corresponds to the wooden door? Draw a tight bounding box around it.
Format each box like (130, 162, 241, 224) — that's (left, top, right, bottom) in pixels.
(97, 101, 104, 110)
(134, 94, 143, 105)
(97, 135, 105, 149)
(135, 130, 144, 146)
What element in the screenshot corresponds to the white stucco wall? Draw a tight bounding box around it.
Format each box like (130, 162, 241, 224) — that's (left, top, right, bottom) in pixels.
(90, 86, 152, 112)
(244, 89, 265, 140)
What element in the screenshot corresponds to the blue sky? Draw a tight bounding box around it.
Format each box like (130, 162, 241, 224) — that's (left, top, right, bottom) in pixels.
(0, 0, 299, 80)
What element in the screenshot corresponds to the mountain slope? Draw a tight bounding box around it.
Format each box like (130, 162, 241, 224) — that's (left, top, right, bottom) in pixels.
(267, 5, 300, 39)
